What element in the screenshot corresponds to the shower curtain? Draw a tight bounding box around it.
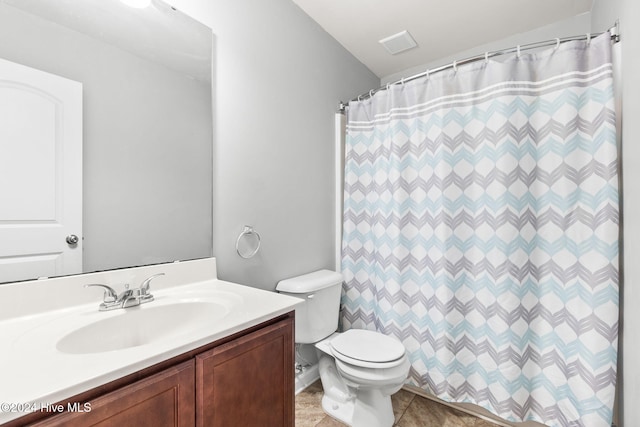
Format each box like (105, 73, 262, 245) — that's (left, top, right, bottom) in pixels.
(341, 33, 618, 427)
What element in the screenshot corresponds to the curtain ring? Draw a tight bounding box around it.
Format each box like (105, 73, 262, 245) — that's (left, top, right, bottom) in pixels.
(401, 77, 405, 85)
(485, 52, 489, 64)
(357, 94, 362, 101)
(555, 38, 560, 49)
(386, 83, 390, 90)
(586, 33, 592, 45)
(369, 89, 374, 98)
(425, 69, 430, 80)
(452, 60, 457, 72)
(516, 45, 521, 58)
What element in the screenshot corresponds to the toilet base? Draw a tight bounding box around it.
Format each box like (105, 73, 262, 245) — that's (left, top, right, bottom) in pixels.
(351, 388, 394, 427)
(318, 352, 397, 427)
(321, 394, 354, 426)
(321, 386, 395, 427)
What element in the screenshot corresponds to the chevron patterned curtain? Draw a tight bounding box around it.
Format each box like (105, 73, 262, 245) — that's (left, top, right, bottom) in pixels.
(341, 33, 618, 427)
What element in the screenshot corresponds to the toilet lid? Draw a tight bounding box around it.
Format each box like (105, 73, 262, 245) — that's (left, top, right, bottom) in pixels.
(330, 329, 405, 363)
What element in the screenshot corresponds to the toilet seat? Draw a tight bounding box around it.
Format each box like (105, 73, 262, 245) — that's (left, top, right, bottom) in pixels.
(334, 354, 411, 387)
(330, 329, 406, 369)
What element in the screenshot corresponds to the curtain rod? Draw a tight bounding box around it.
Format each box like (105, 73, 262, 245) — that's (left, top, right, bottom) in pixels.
(339, 22, 620, 111)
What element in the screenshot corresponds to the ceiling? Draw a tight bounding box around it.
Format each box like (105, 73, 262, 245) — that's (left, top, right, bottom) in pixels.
(291, 0, 593, 78)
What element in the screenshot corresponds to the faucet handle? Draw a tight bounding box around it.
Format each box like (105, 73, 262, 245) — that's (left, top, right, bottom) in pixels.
(85, 284, 118, 303)
(140, 273, 165, 295)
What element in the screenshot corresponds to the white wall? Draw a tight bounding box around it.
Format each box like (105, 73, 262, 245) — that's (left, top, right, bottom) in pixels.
(591, 1, 639, 426)
(171, 0, 379, 290)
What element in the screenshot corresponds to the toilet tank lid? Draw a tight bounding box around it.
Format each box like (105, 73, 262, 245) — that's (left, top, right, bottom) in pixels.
(276, 270, 343, 293)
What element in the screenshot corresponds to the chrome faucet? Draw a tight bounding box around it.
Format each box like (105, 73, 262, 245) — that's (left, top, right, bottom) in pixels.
(139, 273, 164, 297)
(85, 273, 165, 311)
(85, 283, 120, 309)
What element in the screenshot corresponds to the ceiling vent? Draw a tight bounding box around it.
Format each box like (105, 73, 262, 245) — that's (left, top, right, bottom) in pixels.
(378, 30, 418, 55)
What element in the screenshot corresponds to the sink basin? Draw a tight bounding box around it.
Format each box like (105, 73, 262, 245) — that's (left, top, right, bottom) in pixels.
(56, 301, 229, 354)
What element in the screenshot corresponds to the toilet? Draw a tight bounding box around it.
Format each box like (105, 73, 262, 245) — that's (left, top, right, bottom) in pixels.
(276, 270, 410, 427)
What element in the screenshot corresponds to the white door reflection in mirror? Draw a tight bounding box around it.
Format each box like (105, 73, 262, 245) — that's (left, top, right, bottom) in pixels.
(0, 57, 82, 282)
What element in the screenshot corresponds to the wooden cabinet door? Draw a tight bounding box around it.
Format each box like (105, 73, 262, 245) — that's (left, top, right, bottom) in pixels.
(30, 360, 195, 427)
(196, 317, 294, 427)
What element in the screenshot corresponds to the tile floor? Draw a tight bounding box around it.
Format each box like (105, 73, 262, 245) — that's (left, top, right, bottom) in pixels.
(295, 380, 501, 427)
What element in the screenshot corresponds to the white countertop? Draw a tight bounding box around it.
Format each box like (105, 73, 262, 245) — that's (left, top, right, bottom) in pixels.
(0, 273, 302, 424)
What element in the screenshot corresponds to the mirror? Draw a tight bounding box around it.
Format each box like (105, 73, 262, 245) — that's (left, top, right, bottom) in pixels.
(0, 0, 213, 284)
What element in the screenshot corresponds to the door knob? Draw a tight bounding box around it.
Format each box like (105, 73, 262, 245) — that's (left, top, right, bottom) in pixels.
(66, 234, 79, 245)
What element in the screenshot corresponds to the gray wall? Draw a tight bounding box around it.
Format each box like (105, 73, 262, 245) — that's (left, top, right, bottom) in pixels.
(0, 4, 213, 274)
(173, 0, 379, 290)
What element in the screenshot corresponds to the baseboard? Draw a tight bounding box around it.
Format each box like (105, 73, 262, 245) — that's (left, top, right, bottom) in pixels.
(295, 363, 320, 395)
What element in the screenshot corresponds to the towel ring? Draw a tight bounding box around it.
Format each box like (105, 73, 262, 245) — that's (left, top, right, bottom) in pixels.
(236, 225, 261, 259)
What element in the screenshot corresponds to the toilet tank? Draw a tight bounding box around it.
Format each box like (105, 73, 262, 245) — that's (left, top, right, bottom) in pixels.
(276, 270, 343, 344)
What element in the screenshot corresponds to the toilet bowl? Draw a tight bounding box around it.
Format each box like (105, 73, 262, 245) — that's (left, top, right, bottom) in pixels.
(315, 330, 410, 427)
(276, 270, 410, 427)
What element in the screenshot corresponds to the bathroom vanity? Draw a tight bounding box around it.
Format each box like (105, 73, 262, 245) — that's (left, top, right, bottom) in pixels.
(0, 258, 301, 426)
